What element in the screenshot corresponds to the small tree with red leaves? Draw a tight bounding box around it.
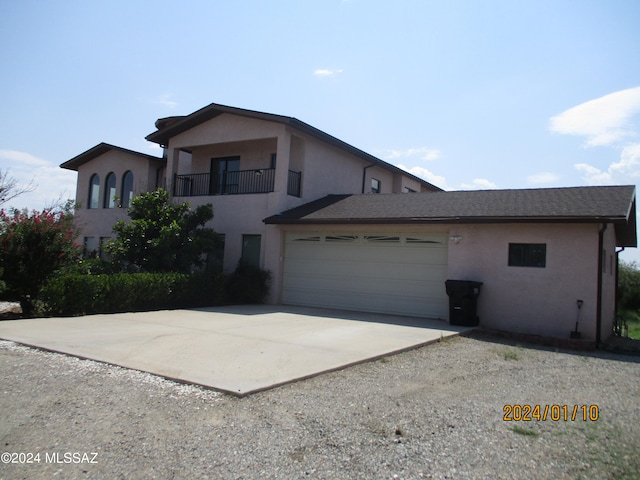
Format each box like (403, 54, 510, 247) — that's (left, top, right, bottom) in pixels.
(0, 202, 80, 315)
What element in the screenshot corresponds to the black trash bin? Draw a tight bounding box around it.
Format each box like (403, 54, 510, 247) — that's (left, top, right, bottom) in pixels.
(445, 280, 483, 326)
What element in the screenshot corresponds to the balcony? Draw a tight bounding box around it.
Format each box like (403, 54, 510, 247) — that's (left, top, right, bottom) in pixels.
(173, 168, 301, 197)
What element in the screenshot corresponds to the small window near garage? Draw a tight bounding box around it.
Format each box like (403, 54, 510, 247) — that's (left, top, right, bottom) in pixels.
(364, 235, 400, 243)
(406, 237, 442, 244)
(403, 187, 416, 193)
(291, 235, 321, 242)
(241, 234, 261, 268)
(508, 243, 546, 268)
(371, 178, 381, 193)
(207, 234, 225, 272)
(325, 235, 358, 242)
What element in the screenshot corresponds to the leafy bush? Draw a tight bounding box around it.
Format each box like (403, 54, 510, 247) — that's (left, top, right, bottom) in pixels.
(0, 204, 80, 315)
(40, 271, 226, 316)
(105, 189, 218, 273)
(619, 261, 640, 311)
(226, 263, 271, 304)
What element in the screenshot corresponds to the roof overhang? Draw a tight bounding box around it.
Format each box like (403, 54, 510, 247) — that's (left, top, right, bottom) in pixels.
(264, 187, 638, 248)
(145, 102, 442, 192)
(60, 142, 164, 171)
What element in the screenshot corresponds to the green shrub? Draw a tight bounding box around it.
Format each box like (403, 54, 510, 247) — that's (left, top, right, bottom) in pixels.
(619, 261, 640, 311)
(40, 271, 226, 316)
(226, 263, 271, 304)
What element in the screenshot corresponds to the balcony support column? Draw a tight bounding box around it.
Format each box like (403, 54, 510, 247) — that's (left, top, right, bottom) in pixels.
(269, 129, 292, 212)
(166, 146, 181, 198)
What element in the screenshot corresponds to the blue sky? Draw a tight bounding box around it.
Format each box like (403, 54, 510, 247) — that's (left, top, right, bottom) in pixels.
(1, 0, 639, 260)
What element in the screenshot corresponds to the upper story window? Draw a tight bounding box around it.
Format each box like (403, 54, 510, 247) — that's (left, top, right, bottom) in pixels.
(121, 171, 134, 208)
(88, 174, 100, 209)
(508, 243, 546, 268)
(104, 172, 117, 208)
(371, 178, 381, 193)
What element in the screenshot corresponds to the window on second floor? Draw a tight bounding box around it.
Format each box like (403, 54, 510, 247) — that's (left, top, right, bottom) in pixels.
(121, 171, 134, 208)
(104, 172, 117, 208)
(371, 178, 381, 194)
(88, 174, 100, 209)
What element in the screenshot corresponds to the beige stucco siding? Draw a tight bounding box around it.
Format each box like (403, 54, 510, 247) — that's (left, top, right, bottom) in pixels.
(74, 150, 162, 242)
(168, 114, 284, 149)
(447, 223, 601, 340)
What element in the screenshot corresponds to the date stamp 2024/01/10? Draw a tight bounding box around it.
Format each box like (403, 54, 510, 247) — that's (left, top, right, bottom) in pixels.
(503, 404, 599, 422)
(1, 451, 99, 465)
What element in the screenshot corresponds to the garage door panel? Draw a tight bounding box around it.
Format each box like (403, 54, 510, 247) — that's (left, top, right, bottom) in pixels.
(284, 287, 448, 318)
(283, 233, 449, 319)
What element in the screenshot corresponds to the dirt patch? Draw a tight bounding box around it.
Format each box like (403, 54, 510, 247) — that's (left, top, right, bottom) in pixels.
(1, 333, 639, 479)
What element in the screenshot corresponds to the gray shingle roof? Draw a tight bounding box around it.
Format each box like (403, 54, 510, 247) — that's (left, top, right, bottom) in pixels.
(264, 186, 637, 246)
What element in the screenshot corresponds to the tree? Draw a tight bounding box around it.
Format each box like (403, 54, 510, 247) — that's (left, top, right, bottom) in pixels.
(619, 261, 640, 311)
(0, 201, 80, 315)
(105, 189, 218, 273)
(0, 169, 36, 206)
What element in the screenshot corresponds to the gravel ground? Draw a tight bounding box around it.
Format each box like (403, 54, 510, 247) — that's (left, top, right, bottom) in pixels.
(0, 332, 639, 480)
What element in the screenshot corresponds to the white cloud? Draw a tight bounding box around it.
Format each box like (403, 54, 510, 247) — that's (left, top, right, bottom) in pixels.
(527, 172, 560, 185)
(154, 93, 178, 108)
(396, 163, 447, 189)
(575, 142, 640, 185)
(549, 86, 640, 147)
(0, 149, 48, 167)
(313, 68, 343, 77)
(550, 86, 640, 185)
(460, 178, 498, 190)
(382, 147, 441, 161)
(574, 163, 614, 185)
(1, 150, 77, 211)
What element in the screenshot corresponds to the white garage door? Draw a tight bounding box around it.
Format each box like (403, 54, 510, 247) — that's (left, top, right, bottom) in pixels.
(282, 233, 449, 319)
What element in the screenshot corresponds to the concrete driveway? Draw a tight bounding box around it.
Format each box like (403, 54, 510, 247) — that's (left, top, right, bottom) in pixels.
(0, 305, 470, 396)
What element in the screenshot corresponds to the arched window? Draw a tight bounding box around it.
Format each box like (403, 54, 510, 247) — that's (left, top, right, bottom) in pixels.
(104, 172, 116, 208)
(121, 171, 134, 208)
(88, 174, 100, 209)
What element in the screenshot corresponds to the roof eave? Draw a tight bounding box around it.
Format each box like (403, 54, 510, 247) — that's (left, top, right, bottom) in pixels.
(264, 215, 629, 225)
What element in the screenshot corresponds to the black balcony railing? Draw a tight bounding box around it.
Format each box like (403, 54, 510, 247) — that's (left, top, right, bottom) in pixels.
(173, 168, 302, 197)
(173, 168, 274, 196)
(287, 170, 302, 197)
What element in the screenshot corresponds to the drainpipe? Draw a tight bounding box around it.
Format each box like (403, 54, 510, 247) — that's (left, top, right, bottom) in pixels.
(596, 223, 608, 346)
(615, 247, 625, 320)
(362, 162, 376, 193)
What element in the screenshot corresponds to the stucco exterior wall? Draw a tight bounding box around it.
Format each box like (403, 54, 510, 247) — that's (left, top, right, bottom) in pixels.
(447, 223, 601, 340)
(169, 113, 285, 149)
(74, 150, 163, 242)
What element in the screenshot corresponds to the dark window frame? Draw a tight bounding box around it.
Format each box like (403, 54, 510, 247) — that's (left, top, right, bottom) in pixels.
(88, 174, 100, 209)
(371, 178, 381, 193)
(241, 234, 261, 269)
(121, 170, 134, 208)
(104, 172, 117, 209)
(508, 243, 547, 268)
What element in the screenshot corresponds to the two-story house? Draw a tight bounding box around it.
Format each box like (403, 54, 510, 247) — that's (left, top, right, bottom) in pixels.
(61, 102, 439, 285)
(62, 102, 636, 345)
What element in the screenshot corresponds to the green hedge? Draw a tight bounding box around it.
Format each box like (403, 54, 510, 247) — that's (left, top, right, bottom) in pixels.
(40, 271, 227, 316)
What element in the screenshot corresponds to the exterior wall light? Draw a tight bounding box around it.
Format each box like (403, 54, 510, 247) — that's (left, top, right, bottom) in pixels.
(450, 235, 463, 244)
